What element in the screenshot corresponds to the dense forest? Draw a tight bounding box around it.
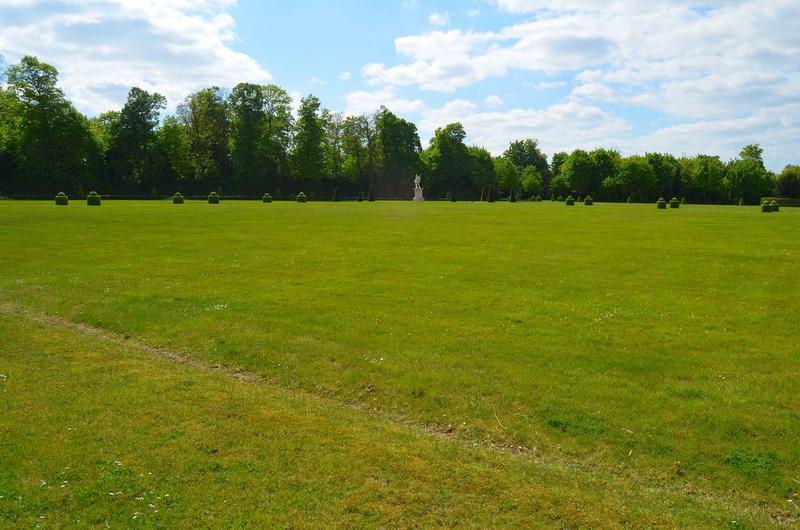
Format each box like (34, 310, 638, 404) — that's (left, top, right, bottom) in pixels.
(1, 56, 799, 203)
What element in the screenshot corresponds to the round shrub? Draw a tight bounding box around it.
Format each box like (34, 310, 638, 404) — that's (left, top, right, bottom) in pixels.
(656, 198, 667, 209)
(565, 195, 575, 206)
(262, 193, 272, 203)
(55, 192, 68, 206)
(584, 195, 593, 206)
(296, 192, 307, 203)
(208, 191, 220, 204)
(669, 197, 680, 209)
(770, 200, 780, 212)
(173, 192, 184, 204)
(86, 191, 101, 206)
(761, 201, 772, 213)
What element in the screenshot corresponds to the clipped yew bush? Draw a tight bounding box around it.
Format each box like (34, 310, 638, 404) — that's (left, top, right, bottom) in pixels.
(297, 192, 308, 203)
(55, 192, 68, 206)
(656, 198, 667, 209)
(761, 201, 772, 213)
(565, 195, 575, 206)
(262, 193, 272, 203)
(87, 191, 101, 206)
(584, 195, 593, 206)
(669, 197, 680, 209)
(208, 191, 220, 204)
(770, 200, 780, 212)
(173, 192, 184, 204)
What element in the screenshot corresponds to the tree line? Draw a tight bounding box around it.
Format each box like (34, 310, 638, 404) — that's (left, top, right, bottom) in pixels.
(1, 56, 799, 203)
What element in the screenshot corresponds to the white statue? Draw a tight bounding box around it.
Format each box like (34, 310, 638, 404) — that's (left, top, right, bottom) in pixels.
(414, 174, 422, 189)
(412, 174, 425, 201)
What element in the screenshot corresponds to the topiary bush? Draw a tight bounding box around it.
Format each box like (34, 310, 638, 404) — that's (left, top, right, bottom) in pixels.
(770, 200, 780, 212)
(584, 195, 593, 206)
(262, 193, 272, 203)
(761, 201, 772, 213)
(656, 198, 667, 209)
(86, 191, 101, 206)
(565, 195, 575, 206)
(297, 192, 308, 203)
(557, 195, 564, 202)
(55, 192, 68, 206)
(208, 191, 220, 204)
(173, 192, 184, 204)
(669, 197, 680, 209)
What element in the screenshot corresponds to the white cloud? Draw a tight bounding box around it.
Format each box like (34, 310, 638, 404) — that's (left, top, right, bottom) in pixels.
(0, 0, 270, 113)
(345, 88, 425, 116)
(310, 76, 328, 86)
(484, 94, 503, 107)
(468, 9, 480, 17)
(339, 71, 352, 80)
(534, 80, 566, 90)
(427, 12, 450, 26)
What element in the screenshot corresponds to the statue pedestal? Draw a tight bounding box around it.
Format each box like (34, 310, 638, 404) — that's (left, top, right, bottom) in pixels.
(413, 188, 425, 201)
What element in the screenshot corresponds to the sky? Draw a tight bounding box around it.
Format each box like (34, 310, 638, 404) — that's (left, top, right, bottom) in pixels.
(0, 0, 798, 171)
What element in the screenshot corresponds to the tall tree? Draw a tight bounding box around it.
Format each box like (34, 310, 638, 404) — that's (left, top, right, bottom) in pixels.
(177, 87, 229, 192)
(0, 87, 21, 194)
(560, 149, 595, 196)
(775, 165, 800, 198)
(5, 56, 101, 194)
(504, 139, 550, 190)
(679, 155, 726, 203)
(724, 158, 772, 204)
(375, 107, 422, 198)
(342, 114, 378, 195)
(107, 87, 167, 193)
(422, 123, 470, 197)
(228, 83, 267, 193)
(602, 155, 656, 201)
(493, 156, 519, 198)
(291, 95, 328, 194)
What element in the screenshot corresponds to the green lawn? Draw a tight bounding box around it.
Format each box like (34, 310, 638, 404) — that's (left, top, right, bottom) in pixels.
(1, 200, 798, 527)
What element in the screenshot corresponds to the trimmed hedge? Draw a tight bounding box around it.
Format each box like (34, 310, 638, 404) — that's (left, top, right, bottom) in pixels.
(297, 192, 307, 203)
(584, 195, 593, 206)
(656, 198, 667, 209)
(173, 192, 184, 204)
(761, 202, 772, 213)
(208, 192, 220, 204)
(87, 191, 101, 206)
(761, 197, 800, 207)
(565, 195, 575, 206)
(669, 197, 680, 209)
(55, 192, 68, 206)
(770, 200, 780, 212)
(262, 193, 272, 203)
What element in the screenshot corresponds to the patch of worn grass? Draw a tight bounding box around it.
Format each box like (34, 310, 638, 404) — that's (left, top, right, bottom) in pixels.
(1, 200, 798, 526)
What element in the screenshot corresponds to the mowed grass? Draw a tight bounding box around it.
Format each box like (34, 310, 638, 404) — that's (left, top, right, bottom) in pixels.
(1, 200, 798, 527)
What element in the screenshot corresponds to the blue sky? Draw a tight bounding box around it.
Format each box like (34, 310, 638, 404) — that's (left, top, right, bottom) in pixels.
(1, 0, 799, 170)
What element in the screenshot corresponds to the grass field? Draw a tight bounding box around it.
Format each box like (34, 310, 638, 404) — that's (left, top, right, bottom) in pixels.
(1, 200, 798, 528)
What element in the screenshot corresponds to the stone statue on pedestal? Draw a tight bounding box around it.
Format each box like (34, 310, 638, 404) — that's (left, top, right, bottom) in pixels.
(413, 174, 425, 201)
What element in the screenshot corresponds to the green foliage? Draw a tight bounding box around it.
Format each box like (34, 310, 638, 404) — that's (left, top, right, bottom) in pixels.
(449, 190, 457, 202)
(291, 95, 325, 188)
(487, 186, 496, 203)
(172, 192, 184, 204)
(54, 192, 68, 206)
(208, 191, 220, 204)
(565, 195, 575, 206)
(534, 195, 542, 202)
(296, 191, 308, 203)
(331, 188, 338, 202)
(422, 123, 472, 197)
(357, 191, 364, 202)
(761, 201, 772, 213)
(770, 200, 779, 212)
(262, 193, 272, 203)
(656, 198, 667, 209)
(724, 158, 771, 205)
(367, 188, 375, 202)
(86, 191, 101, 206)
(494, 156, 519, 199)
(775, 165, 800, 198)
(760, 196, 800, 207)
(557, 195, 564, 202)
(724, 450, 776, 477)
(669, 197, 680, 208)
(504, 139, 549, 177)
(509, 191, 517, 202)
(584, 195, 593, 206)
(603, 155, 656, 202)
